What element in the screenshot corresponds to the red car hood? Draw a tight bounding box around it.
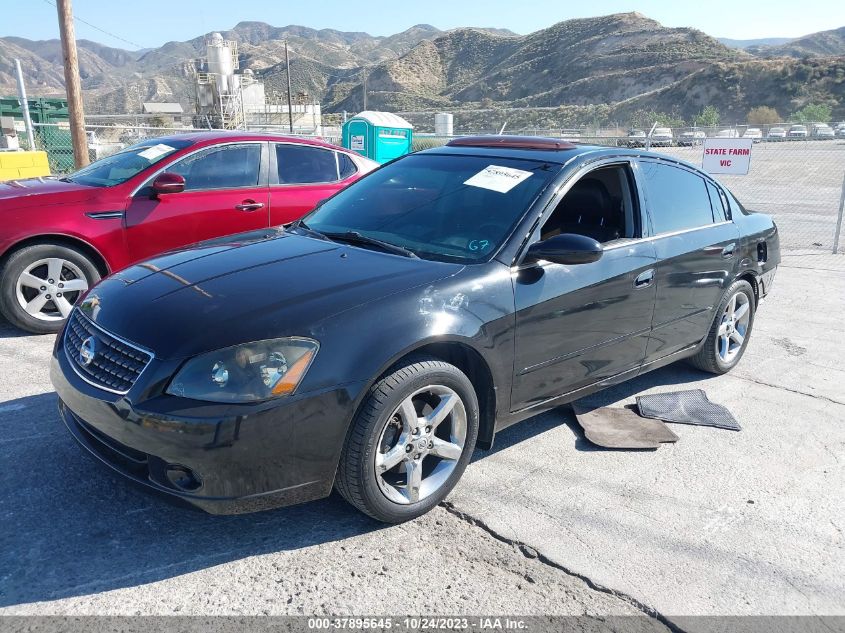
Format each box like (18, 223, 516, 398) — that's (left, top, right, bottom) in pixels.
(0, 177, 100, 208)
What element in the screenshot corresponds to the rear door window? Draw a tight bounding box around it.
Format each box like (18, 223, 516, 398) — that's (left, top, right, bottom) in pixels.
(275, 144, 339, 184)
(639, 161, 715, 234)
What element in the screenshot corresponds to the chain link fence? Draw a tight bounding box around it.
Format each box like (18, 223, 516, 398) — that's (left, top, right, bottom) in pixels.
(15, 120, 845, 255)
(413, 128, 845, 255)
(21, 122, 199, 173)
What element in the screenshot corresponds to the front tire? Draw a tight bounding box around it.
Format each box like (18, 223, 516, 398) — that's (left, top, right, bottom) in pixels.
(689, 279, 755, 374)
(336, 356, 479, 523)
(0, 243, 100, 334)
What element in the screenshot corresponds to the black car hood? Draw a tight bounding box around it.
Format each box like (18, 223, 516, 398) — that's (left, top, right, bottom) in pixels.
(80, 230, 463, 359)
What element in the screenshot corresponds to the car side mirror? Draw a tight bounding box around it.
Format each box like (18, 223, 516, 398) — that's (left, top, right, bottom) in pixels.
(151, 172, 185, 196)
(525, 233, 603, 265)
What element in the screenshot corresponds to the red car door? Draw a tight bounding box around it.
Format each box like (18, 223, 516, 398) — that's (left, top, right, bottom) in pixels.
(268, 142, 360, 225)
(124, 141, 270, 263)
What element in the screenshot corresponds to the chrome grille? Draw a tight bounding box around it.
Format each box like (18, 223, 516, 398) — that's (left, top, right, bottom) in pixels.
(64, 310, 152, 394)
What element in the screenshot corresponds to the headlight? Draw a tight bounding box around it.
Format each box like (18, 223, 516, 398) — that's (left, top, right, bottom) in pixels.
(166, 338, 319, 403)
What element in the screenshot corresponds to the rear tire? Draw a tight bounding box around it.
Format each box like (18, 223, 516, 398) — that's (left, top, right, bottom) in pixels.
(336, 356, 479, 523)
(689, 279, 755, 374)
(0, 243, 100, 334)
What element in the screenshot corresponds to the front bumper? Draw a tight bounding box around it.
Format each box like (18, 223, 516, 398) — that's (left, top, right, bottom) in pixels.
(51, 346, 366, 515)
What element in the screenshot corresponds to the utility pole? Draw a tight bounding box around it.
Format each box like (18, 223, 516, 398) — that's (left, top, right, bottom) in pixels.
(56, 0, 88, 168)
(284, 40, 294, 133)
(363, 70, 368, 111)
(13, 59, 36, 150)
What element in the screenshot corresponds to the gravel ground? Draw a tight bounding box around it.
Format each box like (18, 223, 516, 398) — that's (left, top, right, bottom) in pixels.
(0, 253, 842, 627)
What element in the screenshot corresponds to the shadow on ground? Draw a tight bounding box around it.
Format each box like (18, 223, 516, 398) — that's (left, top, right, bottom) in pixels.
(0, 316, 41, 340)
(0, 362, 715, 608)
(0, 392, 385, 608)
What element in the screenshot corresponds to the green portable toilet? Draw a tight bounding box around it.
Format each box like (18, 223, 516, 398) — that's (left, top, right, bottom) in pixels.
(342, 111, 413, 164)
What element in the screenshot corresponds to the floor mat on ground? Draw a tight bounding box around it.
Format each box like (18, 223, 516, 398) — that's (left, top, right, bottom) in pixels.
(636, 389, 741, 431)
(571, 403, 679, 449)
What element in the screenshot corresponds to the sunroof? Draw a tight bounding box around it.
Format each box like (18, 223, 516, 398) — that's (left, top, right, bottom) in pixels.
(446, 136, 577, 150)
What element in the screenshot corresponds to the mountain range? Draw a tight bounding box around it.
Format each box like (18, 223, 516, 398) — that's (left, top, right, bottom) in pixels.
(1, 13, 843, 127)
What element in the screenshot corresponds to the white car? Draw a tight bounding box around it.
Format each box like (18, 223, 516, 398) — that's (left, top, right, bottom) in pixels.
(678, 130, 706, 146)
(767, 127, 787, 141)
(650, 127, 673, 147)
(788, 125, 809, 138)
(715, 129, 740, 139)
(836, 123, 845, 139)
(811, 124, 835, 139)
(743, 128, 763, 142)
(625, 129, 647, 147)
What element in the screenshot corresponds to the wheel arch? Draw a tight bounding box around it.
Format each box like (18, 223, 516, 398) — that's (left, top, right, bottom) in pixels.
(0, 234, 110, 278)
(359, 338, 499, 452)
(736, 271, 759, 306)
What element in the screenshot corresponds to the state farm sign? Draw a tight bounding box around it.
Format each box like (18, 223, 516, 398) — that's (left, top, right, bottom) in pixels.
(702, 138, 753, 175)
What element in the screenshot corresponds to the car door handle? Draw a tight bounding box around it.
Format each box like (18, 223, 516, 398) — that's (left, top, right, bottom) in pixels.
(235, 201, 265, 212)
(634, 268, 655, 288)
(721, 243, 736, 258)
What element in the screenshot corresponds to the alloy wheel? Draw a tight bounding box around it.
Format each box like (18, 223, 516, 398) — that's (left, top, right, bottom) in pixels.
(716, 291, 751, 363)
(15, 258, 89, 322)
(374, 385, 467, 505)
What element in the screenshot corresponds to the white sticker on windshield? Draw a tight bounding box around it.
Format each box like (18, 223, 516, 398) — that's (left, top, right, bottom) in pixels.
(464, 164, 533, 193)
(138, 144, 175, 161)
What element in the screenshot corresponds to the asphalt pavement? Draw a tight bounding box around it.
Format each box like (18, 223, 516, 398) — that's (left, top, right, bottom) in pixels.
(0, 252, 842, 626)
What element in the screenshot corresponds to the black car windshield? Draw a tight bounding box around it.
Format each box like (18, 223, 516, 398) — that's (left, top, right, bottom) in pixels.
(303, 153, 558, 263)
(62, 139, 194, 187)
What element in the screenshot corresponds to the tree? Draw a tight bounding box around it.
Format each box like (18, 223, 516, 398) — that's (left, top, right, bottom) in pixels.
(747, 106, 781, 125)
(790, 103, 833, 123)
(692, 105, 720, 127)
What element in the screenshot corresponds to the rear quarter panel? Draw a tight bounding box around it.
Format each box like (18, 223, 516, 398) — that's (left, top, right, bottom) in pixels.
(730, 193, 781, 298)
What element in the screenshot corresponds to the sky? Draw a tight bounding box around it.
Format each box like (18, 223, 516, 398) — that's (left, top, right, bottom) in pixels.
(5, 0, 844, 49)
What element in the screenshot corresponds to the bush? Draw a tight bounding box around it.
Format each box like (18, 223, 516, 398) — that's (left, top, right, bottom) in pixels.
(747, 106, 781, 125)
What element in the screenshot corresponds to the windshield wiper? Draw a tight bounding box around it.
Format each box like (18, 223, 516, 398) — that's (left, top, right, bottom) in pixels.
(322, 231, 418, 259)
(287, 219, 332, 241)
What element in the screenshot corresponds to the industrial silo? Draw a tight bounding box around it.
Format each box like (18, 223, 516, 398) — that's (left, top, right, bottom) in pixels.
(435, 112, 453, 136)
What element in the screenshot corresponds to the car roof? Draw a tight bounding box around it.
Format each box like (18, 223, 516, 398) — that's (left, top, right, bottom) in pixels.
(134, 130, 349, 151)
(419, 138, 705, 171)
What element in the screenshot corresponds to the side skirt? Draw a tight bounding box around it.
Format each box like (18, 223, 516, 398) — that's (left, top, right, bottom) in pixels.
(494, 341, 703, 434)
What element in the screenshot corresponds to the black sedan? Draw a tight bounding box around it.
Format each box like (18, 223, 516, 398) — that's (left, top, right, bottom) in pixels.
(51, 136, 780, 523)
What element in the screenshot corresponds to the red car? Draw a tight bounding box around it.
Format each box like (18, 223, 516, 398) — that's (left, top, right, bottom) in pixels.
(0, 132, 377, 333)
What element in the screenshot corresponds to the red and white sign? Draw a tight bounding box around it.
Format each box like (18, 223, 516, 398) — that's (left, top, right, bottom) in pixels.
(702, 138, 753, 175)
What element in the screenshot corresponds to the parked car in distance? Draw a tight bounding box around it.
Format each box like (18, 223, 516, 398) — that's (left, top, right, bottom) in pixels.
(836, 123, 845, 138)
(625, 129, 647, 147)
(788, 124, 808, 139)
(811, 123, 835, 139)
(0, 132, 377, 333)
(52, 135, 780, 523)
(650, 127, 674, 147)
(767, 127, 787, 141)
(677, 130, 706, 146)
(743, 128, 763, 142)
(715, 128, 740, 139)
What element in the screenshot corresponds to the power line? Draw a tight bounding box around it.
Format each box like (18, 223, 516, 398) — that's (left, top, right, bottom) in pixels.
(41, 0, 148, 51)
(40, 0, 198, 69)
